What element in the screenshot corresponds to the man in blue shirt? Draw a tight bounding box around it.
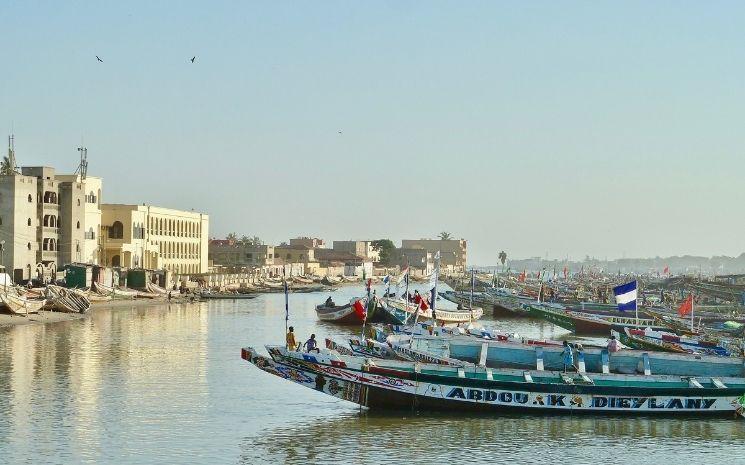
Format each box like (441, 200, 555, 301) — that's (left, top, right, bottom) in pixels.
(562, 341, 574, 373)
(304, 334, 320, 353)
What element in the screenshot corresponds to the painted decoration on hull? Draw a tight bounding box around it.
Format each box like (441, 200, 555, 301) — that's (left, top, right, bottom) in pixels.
(244, 347, 745, 416)
(250, 352, 367, 404)
(440, 385, 726, 412)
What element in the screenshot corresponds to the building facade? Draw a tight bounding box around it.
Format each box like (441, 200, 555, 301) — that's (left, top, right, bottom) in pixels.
(0, 165, 103, 283)
(289, 237, 325, 249)
(401, 239, 467, 272)
(332, 240, 380, 262)
(101, 204, 209, 274)
(208, 240, 275, 269)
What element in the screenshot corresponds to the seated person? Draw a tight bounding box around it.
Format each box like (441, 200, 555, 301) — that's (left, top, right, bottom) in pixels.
(304, 334, 320, 353)
(325, 296, 335, 307)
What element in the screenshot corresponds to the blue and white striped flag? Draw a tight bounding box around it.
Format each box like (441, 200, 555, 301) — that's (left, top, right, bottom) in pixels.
(613, 280, 637, 312)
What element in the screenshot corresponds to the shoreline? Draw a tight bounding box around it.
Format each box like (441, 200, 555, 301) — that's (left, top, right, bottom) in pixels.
(0, 297, 200, 329)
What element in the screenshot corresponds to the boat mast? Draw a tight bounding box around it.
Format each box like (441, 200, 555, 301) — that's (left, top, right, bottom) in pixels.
(469, 269, 474, 323)
(690, 292, 695, 332)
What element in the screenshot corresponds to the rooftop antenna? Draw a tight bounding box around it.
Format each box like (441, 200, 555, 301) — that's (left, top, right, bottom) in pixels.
(76, 146, 88, 179)
(6, 134, 17, 174)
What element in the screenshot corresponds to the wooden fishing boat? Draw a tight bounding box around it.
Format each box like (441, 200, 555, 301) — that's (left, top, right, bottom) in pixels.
(527, 304, 671, 336)
(485, 290, 533, 317)
(242, 345, 745, 417)
(46, 285, 91, 313)
(618, 328, 734, 356)
(315, 299, 366, 324)
(441, 336, 745, 378)
(321, 276, 343, 286)
(0, 291, 45, 315)
(200, 291, 257, 300)
(381, 297, 483, 325)
(145, 282, 169, 295)
(292, 276, 314, 285)
(86, 291, 112, 303)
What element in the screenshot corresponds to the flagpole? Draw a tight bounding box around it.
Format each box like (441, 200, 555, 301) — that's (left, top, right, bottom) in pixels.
(469, 269, 474, 323)
(690, 292, 695, 332)
(283, 267, 289, 340)
(635, 279, 639, 326)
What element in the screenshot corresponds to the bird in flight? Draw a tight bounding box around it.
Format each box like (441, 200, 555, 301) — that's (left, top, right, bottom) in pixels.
(190, 56, 196, 63)
(96, 56, 103, 62)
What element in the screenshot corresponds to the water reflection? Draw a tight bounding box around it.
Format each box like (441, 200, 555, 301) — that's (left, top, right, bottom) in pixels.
(243, 411, 745, 465)
(0, 285, 743, 464)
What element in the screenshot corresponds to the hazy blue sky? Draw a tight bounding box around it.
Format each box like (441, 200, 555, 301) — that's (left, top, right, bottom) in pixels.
(2, 1, 744, 265)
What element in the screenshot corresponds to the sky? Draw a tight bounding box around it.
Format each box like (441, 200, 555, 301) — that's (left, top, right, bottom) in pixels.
(2, 1, 745, 265)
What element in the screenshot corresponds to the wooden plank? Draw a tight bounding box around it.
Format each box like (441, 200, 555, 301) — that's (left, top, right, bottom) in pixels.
(601, 349, 610, 374)
(689, 378, 704, 389)
(712, 378, 727, 389)
(523, 372, 534, 383)
(535, 346, 544, 371)
(577, 351, 586, 373)
(478, 342, 488, 367)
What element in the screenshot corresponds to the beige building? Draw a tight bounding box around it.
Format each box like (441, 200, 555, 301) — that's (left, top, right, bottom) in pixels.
(289, 237, 325, 248)
(101, 204, 209, 274)
(401, 239, 467, 272)
(333, 240, 379, 262)
(208, 240, 275, 269)
(0, 159, 103, 282)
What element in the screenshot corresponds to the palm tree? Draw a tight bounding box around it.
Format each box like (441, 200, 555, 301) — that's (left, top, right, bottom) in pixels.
(226, 232, 237, 241)
(498, 251, 507, 266)
(438, 231, 452, 240)
(0, 156, 13, 175)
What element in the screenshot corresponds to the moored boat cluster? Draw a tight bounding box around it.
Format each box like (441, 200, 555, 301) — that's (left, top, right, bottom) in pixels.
(242, 265, 745, 418)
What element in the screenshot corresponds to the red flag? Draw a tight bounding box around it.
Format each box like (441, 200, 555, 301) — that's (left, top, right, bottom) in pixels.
(678, 295, 693, 317)
(663, 266, 669, 275)
(419, 298, 429, 311)
(353, 299, 366, 319)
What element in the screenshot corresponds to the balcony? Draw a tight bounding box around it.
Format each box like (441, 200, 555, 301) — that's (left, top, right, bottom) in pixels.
(42, 227, 60, 235)
(40, 202, 60, 211)
(40, 250, 58, 262)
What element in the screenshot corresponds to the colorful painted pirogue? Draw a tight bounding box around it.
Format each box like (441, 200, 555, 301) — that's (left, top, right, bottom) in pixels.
(618, 328, 735, 356)
(527, 303, 671, 335)
(242, 345, 745, 417)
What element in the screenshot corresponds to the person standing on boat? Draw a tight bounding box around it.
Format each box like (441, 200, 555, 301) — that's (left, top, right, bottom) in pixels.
(304, 334, 320, 353)
(607, 335, 621, 353)
(286, 326, 298, 351)
(562, 341, 574, 372)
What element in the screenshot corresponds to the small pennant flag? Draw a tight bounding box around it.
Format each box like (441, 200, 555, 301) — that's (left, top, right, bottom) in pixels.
(678, 294, 693, 317)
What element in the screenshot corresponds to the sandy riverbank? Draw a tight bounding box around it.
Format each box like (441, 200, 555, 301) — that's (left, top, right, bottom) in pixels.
(0, 297, 199, 329)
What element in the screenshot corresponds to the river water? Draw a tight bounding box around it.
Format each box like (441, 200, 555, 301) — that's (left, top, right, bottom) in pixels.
(1, 284, 744, 465)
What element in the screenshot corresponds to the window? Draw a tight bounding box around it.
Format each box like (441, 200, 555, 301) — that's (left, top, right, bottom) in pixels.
(27, 194, 32, 203)
(27, 218, 31, 226)
(27, 242, 31, 250)
(109, 221, 124, 239)
(77, 199, 80, 206)
(76, 221, 80, 229)
(246, 253, 253, 259)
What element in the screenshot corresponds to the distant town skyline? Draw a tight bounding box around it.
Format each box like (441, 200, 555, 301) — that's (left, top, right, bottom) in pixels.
(3, 2, 744, 265)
